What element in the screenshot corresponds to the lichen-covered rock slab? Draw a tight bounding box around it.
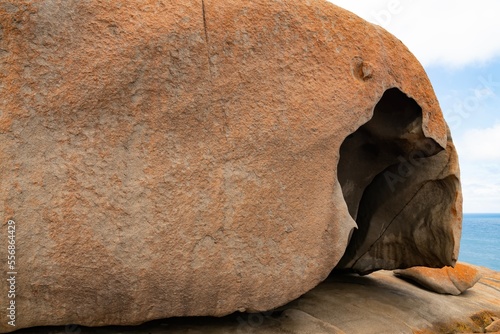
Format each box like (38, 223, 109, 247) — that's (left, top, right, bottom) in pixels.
(394, 263, 482, 295)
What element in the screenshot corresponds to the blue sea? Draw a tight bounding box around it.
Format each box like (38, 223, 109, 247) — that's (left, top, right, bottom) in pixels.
(459, 213, 500, 271)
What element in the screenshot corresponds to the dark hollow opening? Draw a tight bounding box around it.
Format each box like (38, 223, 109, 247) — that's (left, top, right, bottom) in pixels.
(336, 88, 444, 272)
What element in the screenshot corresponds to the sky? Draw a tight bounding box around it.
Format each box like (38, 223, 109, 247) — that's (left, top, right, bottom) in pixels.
(329, 0, 500, 213)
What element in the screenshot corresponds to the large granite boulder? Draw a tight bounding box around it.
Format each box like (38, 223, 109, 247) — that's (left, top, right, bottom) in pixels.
(0, 0, 461, 331)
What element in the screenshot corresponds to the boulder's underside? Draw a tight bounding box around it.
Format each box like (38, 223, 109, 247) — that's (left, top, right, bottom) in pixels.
(11, 263, 500, 334)
(0, 0, 461, 332)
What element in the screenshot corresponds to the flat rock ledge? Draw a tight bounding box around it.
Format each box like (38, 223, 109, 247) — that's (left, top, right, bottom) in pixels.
(12, 264, 500, 334)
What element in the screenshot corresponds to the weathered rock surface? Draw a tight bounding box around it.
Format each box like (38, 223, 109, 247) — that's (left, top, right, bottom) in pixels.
(486, 319, 500, 333)
(395, 262, 482, 295)
(0, 0, 461, 331)
(12, 264, 500, 334)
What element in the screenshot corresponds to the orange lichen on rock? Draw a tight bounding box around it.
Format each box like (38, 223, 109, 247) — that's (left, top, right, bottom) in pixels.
(394, 262, 482, 295)
(415, 311, 500, 334)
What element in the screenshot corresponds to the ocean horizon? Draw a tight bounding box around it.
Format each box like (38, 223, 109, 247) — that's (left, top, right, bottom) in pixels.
(459, 213, 500, 271)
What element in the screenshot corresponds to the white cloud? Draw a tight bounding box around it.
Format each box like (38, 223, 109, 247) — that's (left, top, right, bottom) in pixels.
(455, 124, 500, 212)
(474, 87, 495, 100)
(463, 197, 500, 213)
(458, 124, 500, 160)
(460, 166, 500, 213)
(328, 0, 500, 67)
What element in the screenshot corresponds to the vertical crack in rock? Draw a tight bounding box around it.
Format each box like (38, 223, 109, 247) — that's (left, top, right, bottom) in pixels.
(335, 88, 460, 274)
(201, 0, 212, 76)
(201, 0, 229, 142)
